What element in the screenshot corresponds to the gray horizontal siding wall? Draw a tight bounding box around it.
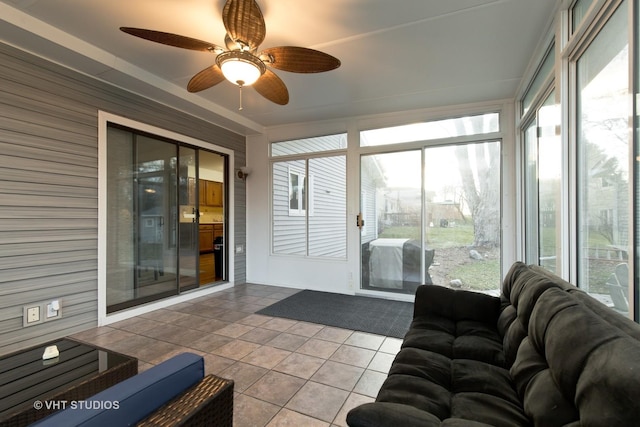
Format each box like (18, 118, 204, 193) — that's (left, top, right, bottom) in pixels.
(0, 42, 246, 355)
(272, 156, 346, 258)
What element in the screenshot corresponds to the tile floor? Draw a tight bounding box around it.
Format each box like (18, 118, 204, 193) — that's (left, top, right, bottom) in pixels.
(70, 283, 403, 427)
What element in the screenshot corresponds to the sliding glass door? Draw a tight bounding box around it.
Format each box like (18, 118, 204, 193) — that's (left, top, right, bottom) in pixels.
(360, 139, 502, 295)
(106, 124, 227, 313)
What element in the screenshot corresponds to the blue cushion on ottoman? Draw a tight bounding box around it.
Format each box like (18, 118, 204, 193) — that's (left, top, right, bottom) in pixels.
(32, 352, 204, 426)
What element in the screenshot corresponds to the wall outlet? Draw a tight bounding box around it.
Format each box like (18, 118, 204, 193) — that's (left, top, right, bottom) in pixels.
(24, 305, 43, 326)
(46, 300, 61, 319)
(235, 244, 244, 254)
(27, 306, 40, 323)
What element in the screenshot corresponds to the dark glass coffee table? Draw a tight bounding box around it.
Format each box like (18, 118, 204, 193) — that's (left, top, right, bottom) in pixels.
(0, 338, 137, 427)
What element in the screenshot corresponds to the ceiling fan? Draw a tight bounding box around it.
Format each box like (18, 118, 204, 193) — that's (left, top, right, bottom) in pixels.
(120, 0, 340, 108)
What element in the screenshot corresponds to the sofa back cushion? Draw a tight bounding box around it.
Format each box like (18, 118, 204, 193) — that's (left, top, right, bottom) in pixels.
(497, 262, 575, 367)
(510, 287, 640, 426)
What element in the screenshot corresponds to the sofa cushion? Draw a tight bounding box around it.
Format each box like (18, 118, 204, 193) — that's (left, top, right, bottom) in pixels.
(32, 352, 204, 426)
(347, 402, 442, 427)
(414, 285, 500, 324)
(511, 287, 640, 426)
(450, 392, 529, 427)
(498, 262, 575, 368)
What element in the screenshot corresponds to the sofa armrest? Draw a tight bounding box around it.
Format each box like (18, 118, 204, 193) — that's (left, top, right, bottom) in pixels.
(414, 285, 500, 324)
(137, 374, 234, 427)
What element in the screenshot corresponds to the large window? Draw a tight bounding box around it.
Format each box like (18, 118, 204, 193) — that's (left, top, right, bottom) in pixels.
(524, 90, 562, 274)
(575, 1, 630, 309)
(360, 113, 499, 147)
(571, 0, 596, 33)
(271, 134, 347, 258)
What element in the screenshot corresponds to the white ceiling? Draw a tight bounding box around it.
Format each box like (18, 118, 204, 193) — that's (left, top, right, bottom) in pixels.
(0, 0, 558, 134)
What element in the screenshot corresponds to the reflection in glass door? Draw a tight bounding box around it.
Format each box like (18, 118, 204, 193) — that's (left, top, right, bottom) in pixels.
(178, 146, 199, 291)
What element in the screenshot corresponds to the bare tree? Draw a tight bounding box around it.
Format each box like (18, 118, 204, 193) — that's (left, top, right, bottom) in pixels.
(454, 117, 501, 247)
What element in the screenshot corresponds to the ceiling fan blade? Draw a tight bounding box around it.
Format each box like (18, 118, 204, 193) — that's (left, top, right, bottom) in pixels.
(187, 65, 226, 92)
(260, 46, 341, 73)
(222, 0, 266, 50)
(253, 69, 289, 105)
(120, 27, 222, 52)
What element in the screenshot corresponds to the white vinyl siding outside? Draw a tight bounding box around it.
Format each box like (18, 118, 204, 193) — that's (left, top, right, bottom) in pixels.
(271, 134, 347, 258)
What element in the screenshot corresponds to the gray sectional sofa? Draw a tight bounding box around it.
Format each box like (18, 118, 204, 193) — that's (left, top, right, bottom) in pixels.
(347, 261, 640, 426)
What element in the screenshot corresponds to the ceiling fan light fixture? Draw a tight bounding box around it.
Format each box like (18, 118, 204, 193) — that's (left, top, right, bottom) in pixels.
(217, 50, 265, 86)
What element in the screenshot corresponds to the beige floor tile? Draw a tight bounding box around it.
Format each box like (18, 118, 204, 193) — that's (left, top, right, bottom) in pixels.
(237, 295, 266, 304)
(310, 360, 364, 391)
(296, 338, 340, 359)
(80, 328, 135, 348)
(201, 353, 236, 376)
(188, 333, 233, 353)
(102, 333, 154, 354)
(367, 352, 395, 373)
(214, 323, 255, 338)
(286, 381, 349, 423)
(314, 327, 353, 344)
(353, 370, 387, 398)
(245, 371, 306, 406)
(333, 393, 375, 427)
(220, 361, 268, 392)
(239, 327, 282, 344)
(139, 309, 190, 324)
(237, 313, 273, 327)
(69, 326, 116, 343)
(234, 393, 280, 427)
(286, 322, 324, 337)
(121, 339, 184, 363)
(242, 346, 291, 369)
(274, 353, 325, 380)
(142, 324, 204, 347)
(109, 317, 163, 334)
(344, 332, 385, 351)
(216, 309, 250, 323)
(330, 345, 376, 368)
(211, 339, 261, 360)
(261, 318, 298, 332)
(267, 333, 308, 351)
(188, 317, 231, 333)
(379, 337, 403, 355)
(267, 408, 329, 427)
(236, 303, 264, 313)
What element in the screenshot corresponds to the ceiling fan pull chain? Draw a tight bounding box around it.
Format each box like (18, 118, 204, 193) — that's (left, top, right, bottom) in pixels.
(239, 84, 243, 111)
